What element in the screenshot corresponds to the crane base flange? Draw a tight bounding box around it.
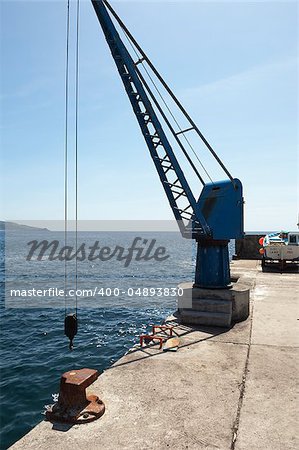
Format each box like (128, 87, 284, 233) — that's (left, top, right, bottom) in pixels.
(193, 282, 233, 290)
(46, 394, 105, 424)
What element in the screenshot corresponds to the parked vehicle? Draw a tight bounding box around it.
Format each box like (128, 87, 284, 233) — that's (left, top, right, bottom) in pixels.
(259, 231, 299, 270)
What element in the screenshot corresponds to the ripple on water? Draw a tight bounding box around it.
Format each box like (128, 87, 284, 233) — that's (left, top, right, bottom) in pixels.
(0, 235, 235, 449)
(0, 304, 173, 449)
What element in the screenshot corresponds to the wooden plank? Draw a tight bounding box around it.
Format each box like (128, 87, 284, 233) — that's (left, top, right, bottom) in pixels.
(163, 337, 180, 352)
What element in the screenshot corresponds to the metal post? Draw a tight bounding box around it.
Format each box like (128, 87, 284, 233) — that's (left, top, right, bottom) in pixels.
(194, 240, 231, 288)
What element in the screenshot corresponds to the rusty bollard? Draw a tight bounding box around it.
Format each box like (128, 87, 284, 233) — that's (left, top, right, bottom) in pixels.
(46, 368, 105, 423)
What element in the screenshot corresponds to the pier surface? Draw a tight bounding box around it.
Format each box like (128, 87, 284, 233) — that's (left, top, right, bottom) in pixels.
(11, 260, 298, 450)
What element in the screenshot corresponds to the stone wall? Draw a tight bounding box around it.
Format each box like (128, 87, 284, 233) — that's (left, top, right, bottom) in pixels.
(235, 234, 265, 260)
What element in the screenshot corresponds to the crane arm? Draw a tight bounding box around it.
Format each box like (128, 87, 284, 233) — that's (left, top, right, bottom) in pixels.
(91, 0, 211, 237)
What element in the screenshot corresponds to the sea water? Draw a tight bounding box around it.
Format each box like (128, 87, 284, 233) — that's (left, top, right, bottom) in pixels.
(0, 230, 234, 449)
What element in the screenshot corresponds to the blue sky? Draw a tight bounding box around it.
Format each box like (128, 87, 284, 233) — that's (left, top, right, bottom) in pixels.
(1, 0, 298, 231)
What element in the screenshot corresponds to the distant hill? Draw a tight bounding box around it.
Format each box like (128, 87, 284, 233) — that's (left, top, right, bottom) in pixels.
(0, 221, 49, 232)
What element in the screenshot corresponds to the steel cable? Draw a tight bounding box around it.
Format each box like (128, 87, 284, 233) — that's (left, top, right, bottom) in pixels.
(64, 0, 70, 317)
(75, 0, 80, 316)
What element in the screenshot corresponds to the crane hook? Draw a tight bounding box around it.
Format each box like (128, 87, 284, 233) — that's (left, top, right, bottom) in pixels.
(64, 314, 78, 350)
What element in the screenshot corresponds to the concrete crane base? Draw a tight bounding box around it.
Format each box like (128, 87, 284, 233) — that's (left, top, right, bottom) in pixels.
(177, 274, 251, 327)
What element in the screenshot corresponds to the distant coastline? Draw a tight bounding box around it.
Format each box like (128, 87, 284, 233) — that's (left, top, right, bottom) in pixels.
(0, 221, 49, 232)
(0, 222, 283, 235)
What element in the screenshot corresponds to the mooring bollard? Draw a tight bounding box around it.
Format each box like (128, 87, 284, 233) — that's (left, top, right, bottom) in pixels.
(46, 368, 105, 423)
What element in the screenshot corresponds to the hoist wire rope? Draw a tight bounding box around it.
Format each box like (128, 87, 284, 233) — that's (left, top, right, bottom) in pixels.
(75, 0, 80, 316)
(120, 18, 214, 184)
(142, 68, 214, 184)
(134, 64, 206, 185)
(103, 0, 234, 184)
(138, 55, 214, 184)
(118, 27, 205, 184)
(64, 0, 70, 317)
(64, 0, 80, 318)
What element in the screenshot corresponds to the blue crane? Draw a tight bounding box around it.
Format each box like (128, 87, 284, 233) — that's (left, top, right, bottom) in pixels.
(91, 0, 244, 289)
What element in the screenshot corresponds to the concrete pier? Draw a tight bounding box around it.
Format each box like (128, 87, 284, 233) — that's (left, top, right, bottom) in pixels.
(10, 260, 298, 450)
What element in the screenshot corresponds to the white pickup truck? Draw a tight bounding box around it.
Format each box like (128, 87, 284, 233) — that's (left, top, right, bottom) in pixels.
(260, 231, 299, 270)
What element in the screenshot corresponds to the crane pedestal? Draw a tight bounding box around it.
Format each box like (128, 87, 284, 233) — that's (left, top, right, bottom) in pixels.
(194, 240, 231, 289)
(177, 279, 250, 328)
(178, 240, 249, 327)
